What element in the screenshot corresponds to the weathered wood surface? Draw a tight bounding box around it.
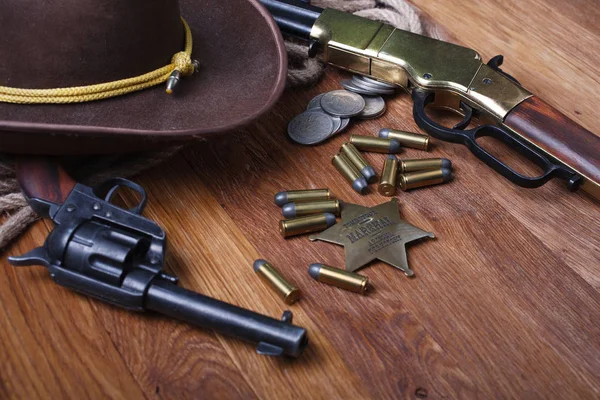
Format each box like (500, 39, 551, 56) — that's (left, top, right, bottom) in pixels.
(2, 0, 599, 398)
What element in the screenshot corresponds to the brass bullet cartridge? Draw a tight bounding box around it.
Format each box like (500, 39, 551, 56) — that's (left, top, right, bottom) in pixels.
(340, 143, 377, 183)
(398, 158, 452, 174)
(350, 135, 402, 154)
(279, 213, 337, 238)
(378, 155, 399, 196)
(308, 263, 369, 295)
(379, 128, 430, 151)
(282, 199, 342, 218)
(332, 153, 369, 194)
(274, 189, 331, 207)
(253, 259, 301, 304)
(398, 168, 454, 191)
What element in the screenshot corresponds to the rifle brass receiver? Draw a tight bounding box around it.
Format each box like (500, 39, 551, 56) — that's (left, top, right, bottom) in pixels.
(310, 9, 532, 120)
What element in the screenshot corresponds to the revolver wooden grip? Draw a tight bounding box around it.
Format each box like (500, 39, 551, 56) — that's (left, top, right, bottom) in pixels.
(16, 157, 76, 210)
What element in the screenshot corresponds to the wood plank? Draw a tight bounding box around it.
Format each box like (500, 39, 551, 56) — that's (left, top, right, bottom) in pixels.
(2, 0, 600, 398)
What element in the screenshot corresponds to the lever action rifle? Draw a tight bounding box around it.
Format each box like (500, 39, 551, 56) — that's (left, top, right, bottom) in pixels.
(7, 157, 308, 358)
(261, 0, 600, 200)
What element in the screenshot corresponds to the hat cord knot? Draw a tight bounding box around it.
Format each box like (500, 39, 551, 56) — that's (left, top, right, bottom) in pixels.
(171, 52, 195, 77)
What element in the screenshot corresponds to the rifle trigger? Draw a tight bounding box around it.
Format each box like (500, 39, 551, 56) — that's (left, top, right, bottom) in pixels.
(453, 102, 473, 130)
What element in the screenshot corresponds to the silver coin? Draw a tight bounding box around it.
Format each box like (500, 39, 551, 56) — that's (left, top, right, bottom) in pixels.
(351, 76, 395, 95)
(307, 93, 325, 110)
(320, 90, 366, 117)
(335, 118, 351, 134)
(330, 114, 343, 134)
(288, 111, 337, 145)
(340, 80, 381, 96)
(308, 104, 343, 133)
(356, 95, 386, 119)
(355, 75, 398, 90)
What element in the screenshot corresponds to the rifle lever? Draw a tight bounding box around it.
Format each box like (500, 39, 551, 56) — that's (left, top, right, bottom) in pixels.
(411, 88, 581, 189)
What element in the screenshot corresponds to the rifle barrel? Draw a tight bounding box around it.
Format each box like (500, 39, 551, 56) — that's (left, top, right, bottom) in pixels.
(260, 0, 322, 39)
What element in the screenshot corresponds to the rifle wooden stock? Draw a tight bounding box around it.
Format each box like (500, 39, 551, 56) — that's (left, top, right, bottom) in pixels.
(16, 157, 75, 206)
(505, 97, 600, 198)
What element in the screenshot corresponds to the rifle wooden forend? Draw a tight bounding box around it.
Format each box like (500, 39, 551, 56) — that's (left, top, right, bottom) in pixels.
(504, 97, 600, 199)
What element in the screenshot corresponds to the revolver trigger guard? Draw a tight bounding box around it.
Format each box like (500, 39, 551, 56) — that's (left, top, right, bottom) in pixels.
(94, 178, 148, 215)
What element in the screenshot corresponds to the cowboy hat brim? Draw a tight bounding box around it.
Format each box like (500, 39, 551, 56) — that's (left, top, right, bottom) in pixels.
(0, 0, 287, 155)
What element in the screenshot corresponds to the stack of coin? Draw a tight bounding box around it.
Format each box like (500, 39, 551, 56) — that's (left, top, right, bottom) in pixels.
(287, 75, 397, 145)
(274, 189, 340, 238)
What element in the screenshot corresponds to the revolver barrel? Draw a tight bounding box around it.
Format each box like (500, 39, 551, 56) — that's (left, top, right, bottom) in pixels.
(146, 280, 308, 358)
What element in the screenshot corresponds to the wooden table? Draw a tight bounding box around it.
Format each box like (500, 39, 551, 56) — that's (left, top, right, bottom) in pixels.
(2, 1, 599, 398)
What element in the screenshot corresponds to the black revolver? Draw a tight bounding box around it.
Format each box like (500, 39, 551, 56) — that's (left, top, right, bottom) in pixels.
(8, 158, 307, 358)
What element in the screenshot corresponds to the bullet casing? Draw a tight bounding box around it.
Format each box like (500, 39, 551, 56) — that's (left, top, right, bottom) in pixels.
(350, 135, 402, 154)
(282, 199, 341, 218)
(379, 128, 430, 151)
(378, 155, 399, 196)
(274, 189, 331, 207)
(340, 143, 377, 183)
(332, 153, 369, 194)
(308, 263, 369, 294)
(399, 168, 453, 191)
(398, 158, 452, 174)
(280, 213, 337, 238)
(254, 260, 301, 304)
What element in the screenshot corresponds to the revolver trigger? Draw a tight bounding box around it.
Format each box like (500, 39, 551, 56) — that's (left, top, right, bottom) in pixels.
(453, 102, 473, 130)
(7, 247, 52, 268)
(487, 55, 520, 85)
(256, 342, 285, 357)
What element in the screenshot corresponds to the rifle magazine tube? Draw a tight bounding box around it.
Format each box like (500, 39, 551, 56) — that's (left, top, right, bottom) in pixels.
(145, 280, 308, 357)
(399, 168, 453, 191)
(378, 155, 399, 196)
(398, 158, 452, 174)
(379, 128, 430, 151)
(274, 189, 331, 207)
(282, 199, 342, 218)
(332, 153, 369, 194)
(350, 135, 402, 154)
(253, 259, 301, 305)
(308, 263, 369, 294)
(340, 143, 377, 183)
(280, 213, 337, 237)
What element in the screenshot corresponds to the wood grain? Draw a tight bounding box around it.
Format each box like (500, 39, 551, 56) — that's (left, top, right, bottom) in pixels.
(2, 0, 600, 399)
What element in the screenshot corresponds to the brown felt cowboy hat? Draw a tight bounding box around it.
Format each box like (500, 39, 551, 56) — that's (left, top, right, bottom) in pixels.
(0, 0, 287, 155)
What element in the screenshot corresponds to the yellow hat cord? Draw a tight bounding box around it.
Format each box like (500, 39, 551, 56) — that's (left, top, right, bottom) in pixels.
(0, 18, 196, 104)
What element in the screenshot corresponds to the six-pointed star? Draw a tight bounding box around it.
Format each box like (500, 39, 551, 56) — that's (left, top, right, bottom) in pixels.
(310, 199, 434, 276)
